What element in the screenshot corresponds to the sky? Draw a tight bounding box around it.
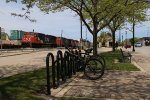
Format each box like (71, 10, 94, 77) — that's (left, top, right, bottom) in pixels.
(0, 1, 150, 42)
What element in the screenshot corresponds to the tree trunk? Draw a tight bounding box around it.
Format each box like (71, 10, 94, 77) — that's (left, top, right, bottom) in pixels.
(132, 21, 135, 52)
(112, 31, 116, 52)
(93, 33, 97, 56)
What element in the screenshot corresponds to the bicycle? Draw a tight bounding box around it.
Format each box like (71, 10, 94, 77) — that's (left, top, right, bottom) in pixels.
(65, 46, 105, 80)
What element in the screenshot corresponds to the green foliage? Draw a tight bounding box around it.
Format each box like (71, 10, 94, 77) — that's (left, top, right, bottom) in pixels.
(97, 32, 109, 46)
(129, 37, 140, 45)
(125, 0, 150, 24)
(100, 50, 140, 71)
(6, 0, 150, 55)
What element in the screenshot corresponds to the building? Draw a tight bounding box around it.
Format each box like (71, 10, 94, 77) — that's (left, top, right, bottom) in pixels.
(98, 33, 113, 47)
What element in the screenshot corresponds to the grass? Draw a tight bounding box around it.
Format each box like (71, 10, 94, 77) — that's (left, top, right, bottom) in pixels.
(99, 50, 140, 71)
(0, 68, 46, 100)
(0, 50, 140, 100)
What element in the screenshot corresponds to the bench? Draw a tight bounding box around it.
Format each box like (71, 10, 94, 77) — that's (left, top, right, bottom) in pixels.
(120, 48, 132, 63)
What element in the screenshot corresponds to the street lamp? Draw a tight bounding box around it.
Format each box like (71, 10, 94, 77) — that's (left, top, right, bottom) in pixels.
(122, 34, 123, 48)
(0, 27, 2, 54)
(80, 17, 83, 49)
(0, 27, 4, 54)
(61, 30, 63, 47)
(126, 31, 127, 47)
(119, 29, 121, 43)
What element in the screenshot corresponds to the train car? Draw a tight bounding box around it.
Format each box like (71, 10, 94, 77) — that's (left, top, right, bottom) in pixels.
(22, 32, 44, 48)
(70, 39, 74, 47)
(82, 39, 91, 48)
(70, 40, 79, 48)
(9, 30, 25, 48)
(56, 37, 66, 47)
(45, 35, 56, 47)
(11, 40, 22, 48)
(10, 30, 24, 40)
(74, 40, 79, 47)
(1, 40, 14, 49)
(0, 33, 16, 49)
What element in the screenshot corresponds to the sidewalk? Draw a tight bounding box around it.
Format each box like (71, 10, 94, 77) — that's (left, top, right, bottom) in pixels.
(121, 47, 150, 73)
(44, 71, 150, 99)
(40, 47, 150, 99)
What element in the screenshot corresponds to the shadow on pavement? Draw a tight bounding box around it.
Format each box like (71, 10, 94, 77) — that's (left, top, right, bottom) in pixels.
(61, 71, 150, 99)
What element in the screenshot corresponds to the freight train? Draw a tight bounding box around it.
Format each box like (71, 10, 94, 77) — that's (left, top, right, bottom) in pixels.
(21, 31, 79, 48)
(1, 30, 81, 48)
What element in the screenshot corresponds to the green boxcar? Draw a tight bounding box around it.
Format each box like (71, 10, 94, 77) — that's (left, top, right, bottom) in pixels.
(38, 33, 45, 43)
(10, 30, 24, 40)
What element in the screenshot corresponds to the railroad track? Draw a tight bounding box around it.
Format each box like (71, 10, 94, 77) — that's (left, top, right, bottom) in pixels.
(0, 48, 58, 57)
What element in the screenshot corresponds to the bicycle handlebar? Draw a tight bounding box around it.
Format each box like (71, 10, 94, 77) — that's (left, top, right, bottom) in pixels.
(64, 44, 92, 57)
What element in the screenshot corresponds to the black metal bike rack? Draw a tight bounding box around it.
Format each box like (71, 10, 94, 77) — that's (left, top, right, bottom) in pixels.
(46, 52, 54, 95)
(46, 50, 81, 95)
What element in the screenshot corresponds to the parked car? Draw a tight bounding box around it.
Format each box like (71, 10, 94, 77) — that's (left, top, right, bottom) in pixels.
(124, 45, 131, 48)
(135, 42, 142, 47)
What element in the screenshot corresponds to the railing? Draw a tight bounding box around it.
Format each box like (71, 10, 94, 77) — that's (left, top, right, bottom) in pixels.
(46, 50, 81, 95)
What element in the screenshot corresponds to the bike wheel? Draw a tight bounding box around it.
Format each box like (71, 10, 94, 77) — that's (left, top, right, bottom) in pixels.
(84, 58, 105, 80)
(90, 55, 106, 67)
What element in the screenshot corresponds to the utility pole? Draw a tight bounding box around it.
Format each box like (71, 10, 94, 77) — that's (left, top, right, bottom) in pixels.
(85, 28, 87, 48)
(119, 29, 121, 43)
(122, 34, 123, 48)
(80, 18, 83, 49)
(147, 27, 149, 37)
(61, 30, 63, 47)
(0, 27, 2, 54)
(126, 31, 127, 47)
(0, 27, 1, 39)
(86, 28, 87, 40)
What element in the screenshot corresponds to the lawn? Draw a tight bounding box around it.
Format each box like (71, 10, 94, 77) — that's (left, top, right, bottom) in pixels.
(0, 68, 46, 100)
(99, 50, 140, 71)
(0, 50, 140, 100)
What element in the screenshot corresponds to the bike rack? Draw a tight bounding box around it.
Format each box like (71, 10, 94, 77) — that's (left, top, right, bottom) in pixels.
(46, 52, 54, 95)
(46, 50, 81, 95)
(46, 49, 106, 95)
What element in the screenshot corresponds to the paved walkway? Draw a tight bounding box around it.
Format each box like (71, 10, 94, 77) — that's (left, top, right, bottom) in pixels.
(132, 53, 150, 73)
(46, 71, 150, 99)
(46, 47, 150, 99)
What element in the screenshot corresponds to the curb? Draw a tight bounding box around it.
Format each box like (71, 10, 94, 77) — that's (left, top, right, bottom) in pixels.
(132, 61, 146, 72)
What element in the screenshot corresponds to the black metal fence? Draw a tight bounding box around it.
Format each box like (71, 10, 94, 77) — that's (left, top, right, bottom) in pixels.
(46, 50, 82, 95)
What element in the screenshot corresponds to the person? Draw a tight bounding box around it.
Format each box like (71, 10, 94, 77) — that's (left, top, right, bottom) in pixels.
(115, 42, 118, 48)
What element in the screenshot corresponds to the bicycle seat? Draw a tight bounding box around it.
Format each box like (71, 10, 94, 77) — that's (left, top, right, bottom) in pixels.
(84, 48, 93, 54)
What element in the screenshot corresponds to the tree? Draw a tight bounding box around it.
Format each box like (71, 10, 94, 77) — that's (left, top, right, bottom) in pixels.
(107, 0, 149, 52)
(129, 37, 139, 45)
(108, 16, 126, 52)
(6, 0, 150, 55)
(7, 0, 126, 55)
(97, 32, 109, 47)
(127, 1, 150, 52)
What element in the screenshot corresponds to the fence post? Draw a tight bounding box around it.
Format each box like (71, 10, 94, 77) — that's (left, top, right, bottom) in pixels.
(46, 53, 54, 95)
